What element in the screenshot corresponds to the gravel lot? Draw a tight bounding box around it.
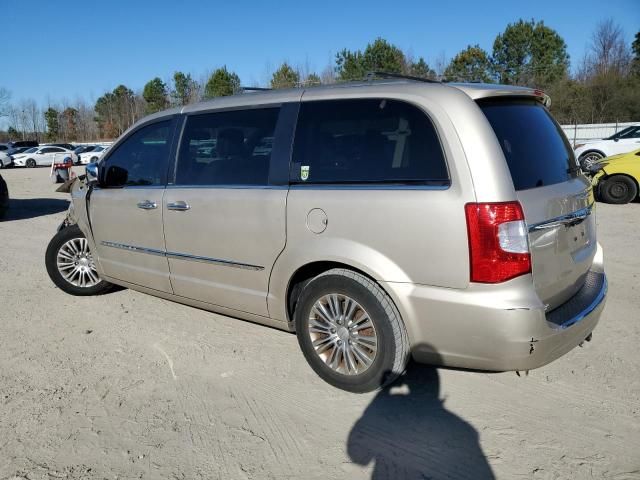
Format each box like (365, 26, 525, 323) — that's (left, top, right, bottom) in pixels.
(0, 167, 639, 480)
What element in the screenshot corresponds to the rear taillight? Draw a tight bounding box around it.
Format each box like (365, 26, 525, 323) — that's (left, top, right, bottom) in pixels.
(465, 202, 531, 283)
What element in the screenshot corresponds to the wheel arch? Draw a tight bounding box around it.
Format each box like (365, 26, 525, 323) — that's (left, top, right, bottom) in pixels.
(284, 261, 405, 332)
(579, 149, 606, 160)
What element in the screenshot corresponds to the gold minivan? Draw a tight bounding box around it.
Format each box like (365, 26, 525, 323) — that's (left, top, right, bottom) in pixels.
(45, 79, 607, 392)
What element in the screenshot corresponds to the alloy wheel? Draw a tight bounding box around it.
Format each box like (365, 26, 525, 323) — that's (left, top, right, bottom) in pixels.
(307, 293, 378, 375)
(56, 237, 100, 288)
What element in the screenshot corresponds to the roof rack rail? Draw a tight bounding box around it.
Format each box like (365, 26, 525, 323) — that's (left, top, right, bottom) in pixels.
(366, 71, 440, 84)
(240, 86, 272, 92)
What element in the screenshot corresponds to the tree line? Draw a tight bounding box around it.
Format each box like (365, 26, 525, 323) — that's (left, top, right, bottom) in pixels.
(1, 18, 638, 143)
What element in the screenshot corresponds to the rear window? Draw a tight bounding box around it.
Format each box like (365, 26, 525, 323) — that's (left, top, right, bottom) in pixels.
(479, 99, 577, 191)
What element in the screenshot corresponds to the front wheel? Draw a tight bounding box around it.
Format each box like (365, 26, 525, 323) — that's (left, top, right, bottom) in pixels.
(25, 158, 36, 168)
(579, 151, 604, 171)
(45, 224, 113, 296)
(294, 269, 409, 393)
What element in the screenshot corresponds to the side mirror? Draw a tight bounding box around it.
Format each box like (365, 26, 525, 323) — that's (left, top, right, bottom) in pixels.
(85, 162, 99, 185)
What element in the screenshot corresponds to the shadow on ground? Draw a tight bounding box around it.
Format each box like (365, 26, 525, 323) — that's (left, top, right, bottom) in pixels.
(347, 361, 494, 479)
(2, 198, 69, 221)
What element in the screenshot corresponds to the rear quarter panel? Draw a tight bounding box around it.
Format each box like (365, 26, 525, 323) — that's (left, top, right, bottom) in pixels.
(268, 86, 480, 322)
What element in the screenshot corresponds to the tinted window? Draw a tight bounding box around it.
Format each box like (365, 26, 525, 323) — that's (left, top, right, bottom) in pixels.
(619, 127, 640, 139)
(102, 121, 172, 187)
(291, 99, 448, 185)
(479, 100, 577, 191)
(176, 108, 279, 186)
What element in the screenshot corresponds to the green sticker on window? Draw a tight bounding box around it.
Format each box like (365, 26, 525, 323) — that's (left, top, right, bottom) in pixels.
(301, 165, 310, 181)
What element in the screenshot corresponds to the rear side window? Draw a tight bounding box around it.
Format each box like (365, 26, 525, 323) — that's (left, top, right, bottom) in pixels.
(175, 108, 279, 186)
(479, 99, 577, 191)
(291, 99, 448, 185)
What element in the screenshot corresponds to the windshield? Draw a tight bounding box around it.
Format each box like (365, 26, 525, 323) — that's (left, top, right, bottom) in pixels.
(605, 126, 636, 140)
(479, 99, 577, 191)
(24, 147, 38, 153)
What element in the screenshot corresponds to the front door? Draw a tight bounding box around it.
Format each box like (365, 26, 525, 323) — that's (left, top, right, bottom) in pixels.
(89, 119, 176, 293)
(163, 106, 292, 316)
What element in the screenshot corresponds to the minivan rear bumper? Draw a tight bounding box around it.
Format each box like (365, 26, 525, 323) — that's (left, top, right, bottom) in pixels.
(383, 244, 607, 372)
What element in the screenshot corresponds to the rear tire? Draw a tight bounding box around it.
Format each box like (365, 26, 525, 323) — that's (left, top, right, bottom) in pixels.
(294, 268, 409, 393)
(599, 175, 638, 204)
(45, 225, 113, 296)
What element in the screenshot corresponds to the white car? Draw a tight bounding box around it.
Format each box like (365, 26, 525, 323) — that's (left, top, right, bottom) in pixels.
(12, 146, 78, 168)
(78, 145, 109, 165)
(0, 151, 12, 168)
(575, 125, 640, 168)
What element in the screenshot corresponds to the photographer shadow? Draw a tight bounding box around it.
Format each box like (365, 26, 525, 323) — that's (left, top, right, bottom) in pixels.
(347, 357, 494, 480)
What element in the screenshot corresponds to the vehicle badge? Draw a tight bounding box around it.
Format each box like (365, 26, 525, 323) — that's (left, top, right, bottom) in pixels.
(301, 165, 310, 181)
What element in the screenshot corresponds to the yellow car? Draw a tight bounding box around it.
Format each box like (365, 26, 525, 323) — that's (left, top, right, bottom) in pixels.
(593, 149, 640, 204)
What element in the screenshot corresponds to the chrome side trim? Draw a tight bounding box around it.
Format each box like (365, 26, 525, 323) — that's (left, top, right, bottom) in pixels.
(165, 251, 264, 271)
(528, 204, 594, 232)
(100, 241, 165, 256)
(100, 241, 264, 271)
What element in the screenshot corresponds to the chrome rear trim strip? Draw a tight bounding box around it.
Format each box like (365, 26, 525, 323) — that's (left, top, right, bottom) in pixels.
(100, 241, 263, 271)
(528, 203, 594, 232)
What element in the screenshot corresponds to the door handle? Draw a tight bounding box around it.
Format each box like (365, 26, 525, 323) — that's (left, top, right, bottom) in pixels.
(167, 201, 190, 211)
(137, 200, 157, 210)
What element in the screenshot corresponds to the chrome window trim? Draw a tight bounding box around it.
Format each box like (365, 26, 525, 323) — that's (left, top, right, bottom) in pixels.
(93, 185, 166, 191)
(289, 183, 450, 191)
(528, 203, 594, 232)
(165, 184, 288, 190)
(100, 241, 264, 271)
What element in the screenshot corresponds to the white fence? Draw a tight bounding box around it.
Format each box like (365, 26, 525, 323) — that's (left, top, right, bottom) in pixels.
(561, 122, 638, 145)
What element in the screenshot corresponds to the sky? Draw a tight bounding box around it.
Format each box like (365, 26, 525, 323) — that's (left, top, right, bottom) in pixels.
(1, 0, 639, 108)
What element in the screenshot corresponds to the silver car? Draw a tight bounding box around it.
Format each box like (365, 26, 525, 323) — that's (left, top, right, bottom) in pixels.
(45, 79, 607, 392)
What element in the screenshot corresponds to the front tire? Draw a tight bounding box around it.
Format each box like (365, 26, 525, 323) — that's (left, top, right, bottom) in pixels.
(294, 268, 409, 393)
(579, 151, 604, 171)
(25, 158, 36, 168)
(599, 175, 638, 204)
(45, 225, 113, 296)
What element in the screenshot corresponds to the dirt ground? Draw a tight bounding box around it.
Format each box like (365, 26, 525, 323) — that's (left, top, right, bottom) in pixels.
(0, 166, 638, 480)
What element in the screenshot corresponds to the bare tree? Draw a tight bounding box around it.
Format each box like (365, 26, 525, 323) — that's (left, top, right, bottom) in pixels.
(586, 19, 632, 77)
(433, 51, 448, 79)
(576, 19, 635, 123)
(0, 88, 10, 117)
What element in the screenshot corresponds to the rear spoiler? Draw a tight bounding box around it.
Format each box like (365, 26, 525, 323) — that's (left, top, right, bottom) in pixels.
(451, 84, 551, 108)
